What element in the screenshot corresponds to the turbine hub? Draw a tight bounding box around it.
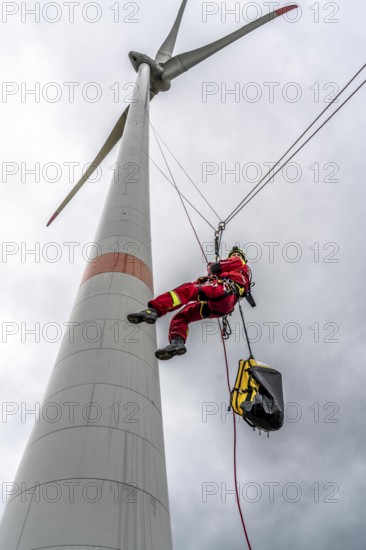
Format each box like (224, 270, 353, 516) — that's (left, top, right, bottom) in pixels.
(129, 51, 171, 94)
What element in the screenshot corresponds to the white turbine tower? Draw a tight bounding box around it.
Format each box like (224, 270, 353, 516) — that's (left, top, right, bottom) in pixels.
(0, 2, 297, 549)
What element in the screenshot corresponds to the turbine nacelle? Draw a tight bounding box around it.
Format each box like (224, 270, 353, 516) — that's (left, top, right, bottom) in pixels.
(128, 51, 171, 94)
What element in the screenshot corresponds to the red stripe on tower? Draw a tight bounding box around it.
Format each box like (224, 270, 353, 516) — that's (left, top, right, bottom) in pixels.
(81, 252, 154, 292)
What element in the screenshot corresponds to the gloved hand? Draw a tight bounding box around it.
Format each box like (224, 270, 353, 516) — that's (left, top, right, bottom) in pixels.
(197, 275, 209, 283)
(208, 261, 221, 275)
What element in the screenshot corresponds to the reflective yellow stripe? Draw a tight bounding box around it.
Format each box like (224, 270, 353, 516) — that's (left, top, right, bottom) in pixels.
(169, 290, 181, 308)
(199, 301, 208, 318)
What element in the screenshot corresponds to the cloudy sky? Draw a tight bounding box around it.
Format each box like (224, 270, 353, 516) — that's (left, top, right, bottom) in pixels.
(0, 1, 365, 548)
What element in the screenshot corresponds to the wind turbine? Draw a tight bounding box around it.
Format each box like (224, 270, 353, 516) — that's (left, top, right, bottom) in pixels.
(0, 2, 298, 549)
(46, 1, 297, 227)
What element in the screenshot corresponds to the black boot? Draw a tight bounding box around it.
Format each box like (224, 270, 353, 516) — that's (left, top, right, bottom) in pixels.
(127, 307, 158, 325)
(155, 337, 187, 361)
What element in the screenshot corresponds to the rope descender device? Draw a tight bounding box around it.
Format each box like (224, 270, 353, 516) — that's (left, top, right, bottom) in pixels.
(214, 221, 226, 261)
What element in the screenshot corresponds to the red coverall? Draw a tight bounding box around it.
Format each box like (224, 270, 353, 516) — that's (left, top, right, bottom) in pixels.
(149, 257, 251, 342)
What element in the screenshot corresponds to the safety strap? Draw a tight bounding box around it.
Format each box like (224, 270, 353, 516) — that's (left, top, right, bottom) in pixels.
(238, 300, 254, 359)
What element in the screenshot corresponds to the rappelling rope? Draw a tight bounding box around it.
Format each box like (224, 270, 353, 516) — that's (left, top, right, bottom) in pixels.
(204, 67, 366, 548)
(151, 126, 254, 543)
(150, 123, 209, 263)
(225, 64, 366, 224)
(151, 126, 222, 223)
(148, 64, 366, 231)
(151, 117, 253, 545)
(150, 130, 253, 544)
(219, 318, 253, 550)
(214, 227, 254, 549)
(149, 65, 365, 550)
(149, 64, 366, 234)
(150, 155, 216, 230)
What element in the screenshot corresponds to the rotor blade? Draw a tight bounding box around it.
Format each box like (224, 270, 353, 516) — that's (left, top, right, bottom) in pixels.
(162, 4, 298, 81)
(155, 0, 188, 64)
(47, 107, 129, 226)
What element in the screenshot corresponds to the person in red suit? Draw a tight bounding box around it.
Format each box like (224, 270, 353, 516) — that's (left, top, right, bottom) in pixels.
(128, 247, 252, 360)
